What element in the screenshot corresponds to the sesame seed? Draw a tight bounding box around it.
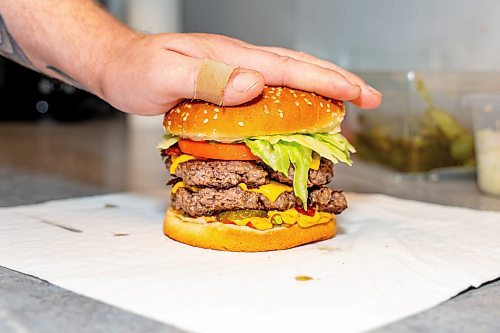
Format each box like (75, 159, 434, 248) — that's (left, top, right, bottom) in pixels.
(203, 118, 208, 124)
(167, 120, 172, 126)
(307, 101, 313, 105)
(182, 115, 188, 121)
(274, 100, 280, 104)
(300, 93, 305, 97)
(185, 104, 192, 109)
(311, 92, 316, 96)
(203, 110, 208, 114)
(271, 96, 276, 100)
(264, 95, 269, 99)
(213, 114, 218, 120)
(293, 93, 298, 98)
(289, 89, 295, 94)
(238, 121, 245, 127)
(320, 102, 324, 107)
(269, 90, 275, 94)
(295, 101, 300, 107)
(326, 109, 331, 113)
(175, 108, 181, 114)
(278, 109, 284, 119)
(264, 105, 270, 115)
(214, 108, 219, 112)
(327, 103, 331, 108)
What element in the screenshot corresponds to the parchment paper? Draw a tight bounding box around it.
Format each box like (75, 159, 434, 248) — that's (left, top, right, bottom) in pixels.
(1, 193, 499, 333)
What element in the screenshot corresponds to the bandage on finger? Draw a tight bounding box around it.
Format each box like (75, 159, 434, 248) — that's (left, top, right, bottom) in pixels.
(195, 59, 236, 105)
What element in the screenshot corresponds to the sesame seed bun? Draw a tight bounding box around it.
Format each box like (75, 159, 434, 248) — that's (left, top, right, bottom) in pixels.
(164, 86, 345, 142)
(164, 208, 336, 252)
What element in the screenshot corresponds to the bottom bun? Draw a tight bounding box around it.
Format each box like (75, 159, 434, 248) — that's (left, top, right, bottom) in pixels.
(163, 208, 336, 252)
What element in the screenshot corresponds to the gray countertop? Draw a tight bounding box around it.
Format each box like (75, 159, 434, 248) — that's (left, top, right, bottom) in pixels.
(1, 118, 499, 333)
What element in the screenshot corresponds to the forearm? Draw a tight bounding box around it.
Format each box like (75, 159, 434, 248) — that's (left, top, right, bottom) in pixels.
(0, 0, 138, 96)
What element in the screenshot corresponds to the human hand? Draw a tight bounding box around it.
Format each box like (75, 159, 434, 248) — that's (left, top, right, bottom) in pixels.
(100, 33, 382, 116)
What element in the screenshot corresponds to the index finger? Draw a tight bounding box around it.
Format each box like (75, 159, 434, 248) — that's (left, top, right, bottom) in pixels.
(247, 46, 382, 109)
(224, 37, 382, 109)
(257, 46, 382, 110)
(217, 45, 363, 103)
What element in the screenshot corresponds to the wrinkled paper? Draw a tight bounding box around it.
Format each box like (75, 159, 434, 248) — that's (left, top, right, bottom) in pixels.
(1, 193, 500, 333)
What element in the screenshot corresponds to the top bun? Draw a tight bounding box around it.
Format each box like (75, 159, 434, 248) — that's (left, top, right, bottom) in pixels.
(163, 86, 345, 142)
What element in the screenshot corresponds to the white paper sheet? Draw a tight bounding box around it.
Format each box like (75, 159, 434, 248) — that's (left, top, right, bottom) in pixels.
(1, 193, 500, 333)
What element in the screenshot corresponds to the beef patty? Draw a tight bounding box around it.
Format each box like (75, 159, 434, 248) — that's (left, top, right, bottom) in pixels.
(172, 186, 347, 217)
(170, 158, 333, 188)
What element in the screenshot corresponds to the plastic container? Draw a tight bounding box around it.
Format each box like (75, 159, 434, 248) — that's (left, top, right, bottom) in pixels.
(346, 72, 500, 173)
(464, 94, 500, 196)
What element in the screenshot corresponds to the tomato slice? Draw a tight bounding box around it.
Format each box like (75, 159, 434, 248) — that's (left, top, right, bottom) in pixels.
(178, 139, 259, 160)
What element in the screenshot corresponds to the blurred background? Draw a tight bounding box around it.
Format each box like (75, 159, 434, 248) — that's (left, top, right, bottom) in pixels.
(183, 0, 500, 72)
(1, 0, 499, 207)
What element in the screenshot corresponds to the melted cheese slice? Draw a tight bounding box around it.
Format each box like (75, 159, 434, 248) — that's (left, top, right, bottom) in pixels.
(171, 181, 199, 194)
(238, 182, 293, 203)
(310, 152, 321, 170)
(172, 179, 292, 202)
(170, 154, 195, 174)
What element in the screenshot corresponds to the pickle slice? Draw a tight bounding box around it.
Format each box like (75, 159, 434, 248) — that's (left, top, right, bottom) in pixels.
(217, 210, 267, 221)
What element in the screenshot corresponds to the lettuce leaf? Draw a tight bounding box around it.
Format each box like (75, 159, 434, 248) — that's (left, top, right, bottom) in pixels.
(286, 142, 312, 207)
(156, 134, 179, 150)
(244, 139, 291, 175)
(244, 132, 354, 208)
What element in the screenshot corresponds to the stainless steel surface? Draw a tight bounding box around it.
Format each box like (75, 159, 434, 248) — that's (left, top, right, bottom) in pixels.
(1, 118, 499, 332)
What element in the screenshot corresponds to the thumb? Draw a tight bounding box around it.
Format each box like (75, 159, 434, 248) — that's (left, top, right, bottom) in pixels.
(159, 54, 265, 108)
(222, 68, 265, 105)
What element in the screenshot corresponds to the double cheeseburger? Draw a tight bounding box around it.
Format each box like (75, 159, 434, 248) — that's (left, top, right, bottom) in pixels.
(158, 86, 354, 252)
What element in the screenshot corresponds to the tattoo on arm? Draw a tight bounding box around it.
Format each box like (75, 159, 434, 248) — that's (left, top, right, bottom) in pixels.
(0, 13, 87, 91)
(0, 14, 33, 68)
(46, 65, 86, 90)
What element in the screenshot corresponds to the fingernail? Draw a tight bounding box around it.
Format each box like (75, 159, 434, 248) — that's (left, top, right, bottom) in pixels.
(367, 85, 382, 96)
(231, 70, 261, 93)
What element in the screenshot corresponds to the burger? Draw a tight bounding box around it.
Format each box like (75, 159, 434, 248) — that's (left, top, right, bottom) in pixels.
(157, 86, 354, 252)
